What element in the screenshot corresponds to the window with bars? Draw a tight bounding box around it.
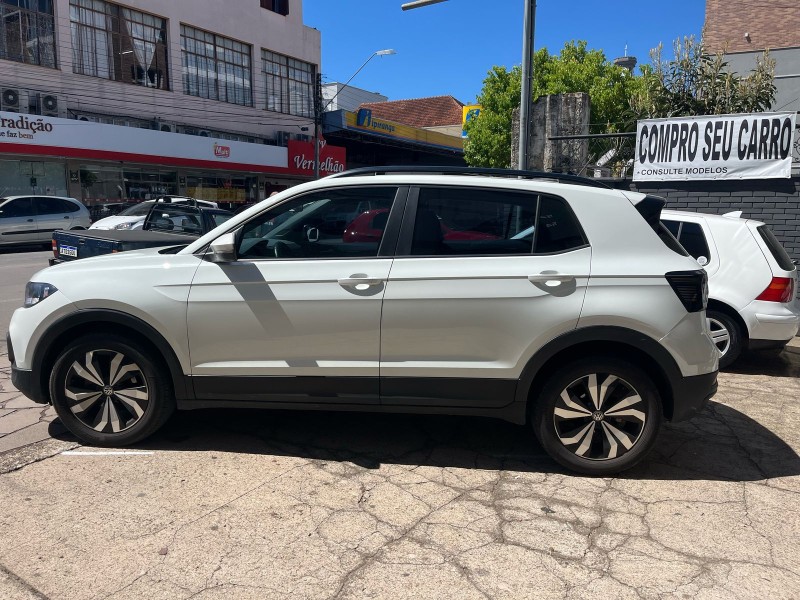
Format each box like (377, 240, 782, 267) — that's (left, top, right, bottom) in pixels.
(260, 0, 288, 16)
(0, 0, 56, 68)
(262, 49, 315, 118)
(181, 24, 252, 106)
(69, 0, 169, 89)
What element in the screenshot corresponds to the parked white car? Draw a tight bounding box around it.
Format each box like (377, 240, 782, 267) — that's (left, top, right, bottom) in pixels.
(90, 197, 218, 230)
(662, 210, 799, 368)
(9, 168, 719, 475)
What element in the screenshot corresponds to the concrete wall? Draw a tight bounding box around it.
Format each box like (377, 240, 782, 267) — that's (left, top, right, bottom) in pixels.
(322, 84, 387, 113)
(612, 177, 800, 260)
(725, 48, 800, 114)
(0, 0, 320, 139)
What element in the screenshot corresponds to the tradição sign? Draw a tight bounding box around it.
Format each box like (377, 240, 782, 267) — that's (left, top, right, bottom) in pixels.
(633, 112, 797, 181)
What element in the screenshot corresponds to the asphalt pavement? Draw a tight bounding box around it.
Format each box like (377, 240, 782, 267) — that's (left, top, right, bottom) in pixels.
(0, 246, 51, 350)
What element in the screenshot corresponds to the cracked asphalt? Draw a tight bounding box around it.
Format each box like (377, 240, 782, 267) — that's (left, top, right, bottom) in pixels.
(1, 347, 800, 599)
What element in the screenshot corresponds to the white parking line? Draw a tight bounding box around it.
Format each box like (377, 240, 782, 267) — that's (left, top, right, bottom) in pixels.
(61, 450, 154, 456)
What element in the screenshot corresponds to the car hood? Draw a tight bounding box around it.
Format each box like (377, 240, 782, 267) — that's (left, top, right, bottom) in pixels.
(90, 215, 146, 229)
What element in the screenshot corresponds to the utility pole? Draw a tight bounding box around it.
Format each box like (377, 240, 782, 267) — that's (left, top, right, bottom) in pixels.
(518, 0, 536, 170)
(313, 72, 323, 179)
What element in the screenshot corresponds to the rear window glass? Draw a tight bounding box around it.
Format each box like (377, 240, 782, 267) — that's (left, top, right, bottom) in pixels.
(663, 220, 711, 261)
(534, 196, 587, 254)
(758, 225, 795, 271)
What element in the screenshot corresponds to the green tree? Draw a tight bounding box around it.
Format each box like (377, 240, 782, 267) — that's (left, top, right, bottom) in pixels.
(465, 41, 636, 168)
(628, 35, 776, 119)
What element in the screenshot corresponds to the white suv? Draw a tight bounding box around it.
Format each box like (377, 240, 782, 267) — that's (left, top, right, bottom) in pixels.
(662, 210, 799, 368)
(7, 167, 718, 475)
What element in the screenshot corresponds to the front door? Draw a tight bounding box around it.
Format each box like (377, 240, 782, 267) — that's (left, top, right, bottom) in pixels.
(0, 197, 38, 244)
(186, 185, 403, 405)
(380, 186, 592, 408)
(34, 196, 73, 241)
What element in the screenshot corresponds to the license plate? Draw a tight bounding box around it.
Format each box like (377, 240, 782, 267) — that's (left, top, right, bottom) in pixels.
(59, 245, 78, 257)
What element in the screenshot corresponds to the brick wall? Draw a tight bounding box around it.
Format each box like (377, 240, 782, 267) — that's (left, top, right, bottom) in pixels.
(611, 177, 800, 260)
(705, 0, 800, 53)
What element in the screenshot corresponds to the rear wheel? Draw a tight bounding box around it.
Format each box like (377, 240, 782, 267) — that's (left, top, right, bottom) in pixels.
(49, 334, 174, 446)
(707, 309, 743, 369)
(533, 358, 662, 475)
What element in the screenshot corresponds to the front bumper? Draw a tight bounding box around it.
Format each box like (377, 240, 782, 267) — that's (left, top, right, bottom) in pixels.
(670, 370, 718, 422)
(6, 333, 48, 404)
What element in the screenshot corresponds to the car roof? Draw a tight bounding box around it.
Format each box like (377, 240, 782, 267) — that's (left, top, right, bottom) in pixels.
(1, 195, 79, 201)
(662, 209, 765, 228)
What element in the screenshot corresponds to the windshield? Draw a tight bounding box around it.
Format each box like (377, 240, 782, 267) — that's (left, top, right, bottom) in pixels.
(145, 204, 204, 235)
(118, 203, 153, 217)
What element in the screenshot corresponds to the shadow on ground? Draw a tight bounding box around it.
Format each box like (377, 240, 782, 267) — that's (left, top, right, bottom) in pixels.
(0, 245, 50, 255)
(49, 398, 800, 483)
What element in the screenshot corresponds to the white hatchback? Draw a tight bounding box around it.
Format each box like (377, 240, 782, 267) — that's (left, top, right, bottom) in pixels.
(90, 197, 218, 230)
(662, 210, 799, 368)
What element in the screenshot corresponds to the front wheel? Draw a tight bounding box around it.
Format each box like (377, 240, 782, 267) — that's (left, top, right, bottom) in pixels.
(533, 358, 662, 475)
(49, 334, 174, 446)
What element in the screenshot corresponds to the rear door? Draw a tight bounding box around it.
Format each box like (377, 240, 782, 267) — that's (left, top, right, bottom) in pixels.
(379, 185, 591, 408)
(34, 197, 75, 241)
(0, 197, 38, 244)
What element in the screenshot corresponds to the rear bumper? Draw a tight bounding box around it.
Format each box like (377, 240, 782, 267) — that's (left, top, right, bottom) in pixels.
(741, 301, 800, 341)
(670, 370, 718, 422)
(748, 338, 792, 351)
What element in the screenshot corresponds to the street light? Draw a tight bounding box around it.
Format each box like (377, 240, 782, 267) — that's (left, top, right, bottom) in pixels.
(401, 0, 448, 10)
(401, 0, 536, 170)
(314, 49, 396, 178)
(322, 49, 396, 112)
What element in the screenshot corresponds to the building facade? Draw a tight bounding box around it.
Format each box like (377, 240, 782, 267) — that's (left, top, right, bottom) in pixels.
(0, 0, 321, 206)
(705, 0, 800, 113)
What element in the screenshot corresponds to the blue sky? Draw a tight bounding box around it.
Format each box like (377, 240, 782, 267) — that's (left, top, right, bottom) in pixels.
(304, 0, 706, 105)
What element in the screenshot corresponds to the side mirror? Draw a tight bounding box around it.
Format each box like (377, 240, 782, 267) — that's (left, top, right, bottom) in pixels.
(209, 232, 237, 263)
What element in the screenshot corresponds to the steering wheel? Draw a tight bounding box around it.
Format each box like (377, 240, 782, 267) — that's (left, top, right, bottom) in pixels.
(273, 240, 302, 258)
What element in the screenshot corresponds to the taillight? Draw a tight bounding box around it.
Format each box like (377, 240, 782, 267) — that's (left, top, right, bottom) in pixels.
(756, 277, 794, 303)
(51, 238, 57, 258)
(665, 270, 707, 313)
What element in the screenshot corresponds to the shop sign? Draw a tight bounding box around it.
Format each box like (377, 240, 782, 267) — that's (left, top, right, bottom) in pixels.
(634, 112, 797, 181)
(287, 139, 346, 176)
(337, 110, 463, 152)
(462, 105, 481, 138)
(0, 111, 288, 173)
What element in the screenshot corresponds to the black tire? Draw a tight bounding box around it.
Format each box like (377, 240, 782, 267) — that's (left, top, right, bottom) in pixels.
(532, 358, 662, 476)
(706, 309, 743, 369)
(49, 334, 174, 446)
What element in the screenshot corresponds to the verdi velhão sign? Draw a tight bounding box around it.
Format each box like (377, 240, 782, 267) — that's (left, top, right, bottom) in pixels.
(633, 112, 797, 181)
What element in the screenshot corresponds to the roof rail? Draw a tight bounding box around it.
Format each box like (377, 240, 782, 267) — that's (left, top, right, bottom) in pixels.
(328, 165, 612, 189)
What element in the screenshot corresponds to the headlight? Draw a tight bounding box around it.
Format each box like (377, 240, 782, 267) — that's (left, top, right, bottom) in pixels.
(24, 282, 58, 308)
(114, 222, 132, 230)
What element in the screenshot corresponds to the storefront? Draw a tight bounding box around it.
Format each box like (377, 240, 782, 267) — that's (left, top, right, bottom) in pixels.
(0, 111, 346, 208)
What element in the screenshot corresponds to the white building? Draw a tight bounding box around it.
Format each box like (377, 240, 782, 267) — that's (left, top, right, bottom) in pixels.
(322, 83, 387, 113)
(0, 0, 321, 205)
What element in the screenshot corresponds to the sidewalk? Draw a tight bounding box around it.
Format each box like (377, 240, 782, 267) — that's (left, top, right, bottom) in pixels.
(0, 349, 64, 454)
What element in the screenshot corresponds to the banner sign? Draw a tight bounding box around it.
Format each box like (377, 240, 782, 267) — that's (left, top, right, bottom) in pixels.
(287, 139, 346, 177)
(0, 111, 289, 174)
(634, 112, 797, 181)
(338, 109, 462, 151)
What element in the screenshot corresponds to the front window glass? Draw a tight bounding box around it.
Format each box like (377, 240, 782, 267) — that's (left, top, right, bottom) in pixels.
(0, 197, 33, 218)
(238, 187, 397, 259)
(118, 202, 152, 216)
(146, 203, 203, 235)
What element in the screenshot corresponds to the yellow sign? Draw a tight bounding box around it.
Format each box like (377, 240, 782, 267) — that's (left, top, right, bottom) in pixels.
(462, 105, 481, 138)
(348, 109, 463, 151)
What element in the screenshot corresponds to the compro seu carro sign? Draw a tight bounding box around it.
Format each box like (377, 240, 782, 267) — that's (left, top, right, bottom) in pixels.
(633, 112, 797, 182)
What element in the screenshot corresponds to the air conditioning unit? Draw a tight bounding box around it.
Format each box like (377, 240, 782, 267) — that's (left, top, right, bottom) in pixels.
(40, 93, 60, 117)
(76, 114, 97, 122)
(158, 122, 175, 133)
(198, 130, 211, 137)
(276, 130, 290, 146)
(1, 87, 26, 113)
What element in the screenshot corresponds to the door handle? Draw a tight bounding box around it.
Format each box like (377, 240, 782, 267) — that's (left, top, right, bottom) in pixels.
(26, 218, 33, 222)
(64, 215, 70, 219)
(338, 276, 383, 287)
(528, 273, 575, 284)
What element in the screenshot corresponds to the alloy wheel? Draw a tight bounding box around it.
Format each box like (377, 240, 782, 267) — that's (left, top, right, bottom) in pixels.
(553, 373, 647, 461)
(63, 350, 150, 433)
(707, 317, 731, 357)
